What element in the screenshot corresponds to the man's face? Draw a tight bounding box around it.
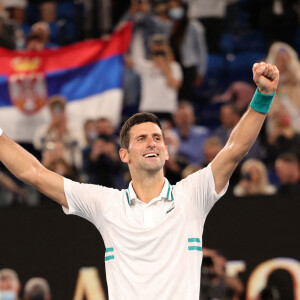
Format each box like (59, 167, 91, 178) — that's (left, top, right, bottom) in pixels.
(275, 160, 292, 184)
(220, 105, 239, 128)
(174, 107, 194, 129)
(0, 276, 20, 299)
(98, 119, 114, 136)
(120, 122, 169, 174)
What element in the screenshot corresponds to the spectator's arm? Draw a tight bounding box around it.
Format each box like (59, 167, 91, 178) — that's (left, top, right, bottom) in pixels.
(192, 21, 208, 78)
(154, 56, 182, 89)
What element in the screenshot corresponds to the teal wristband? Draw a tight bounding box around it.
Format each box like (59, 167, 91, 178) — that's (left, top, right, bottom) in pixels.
(250, 88, 276, 114)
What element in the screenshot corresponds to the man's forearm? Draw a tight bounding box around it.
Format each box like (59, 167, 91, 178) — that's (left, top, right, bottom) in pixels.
(226, 107, 266, 163)
(0, 134, 43, 186)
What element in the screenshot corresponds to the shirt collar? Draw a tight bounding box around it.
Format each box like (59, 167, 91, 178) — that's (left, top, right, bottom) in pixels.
(125, 178, 174, 205)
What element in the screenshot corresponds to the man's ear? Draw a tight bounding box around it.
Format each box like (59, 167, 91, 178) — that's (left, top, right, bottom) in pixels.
(119, 148, 129, 163)
(165, 145, 169, 161)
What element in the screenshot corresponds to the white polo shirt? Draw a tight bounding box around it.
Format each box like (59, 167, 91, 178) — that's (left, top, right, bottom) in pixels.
(63, 164, 227, 300)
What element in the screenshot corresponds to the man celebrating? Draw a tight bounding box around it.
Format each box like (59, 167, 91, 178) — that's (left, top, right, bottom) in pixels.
(0, 62, 278, 299)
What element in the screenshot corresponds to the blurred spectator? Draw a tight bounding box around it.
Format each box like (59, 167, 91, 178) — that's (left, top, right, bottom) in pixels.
(41, 141, 78, 180)
(168, 0, 207, 100)
(213, 103, 242, 145)
(23, 277, 51, 300)
(275, 152, 300, 194)
(82, 133, 127, 189)
(202, 136, 223, 167)
(266, 106, 300, 164)
(120, 0, 167, 120)
(83, 119, 98, 147)
(120, 0, 165, 56)
(38, 1, 56, 23)
(172, 101, 209, 165)
(97, 117, 115, 137)
(184, 0, 233, 53)
(266, 42, 300, 134)
(211, 81, 256, 110)
(0, 170, 28, 206)
(233, 158, 276, 196)
(247, 0, 298, 48)
(1, 0, 27, 25)
(152, 1, 172, 36)
(122, 57, 141, 122)
(30, 21, 58, 48)
(25, 32, 46, 51)
(83, 0, 113, 38)
(0, 268, 21, 300)
(97, 117, 120, 145)
(200, 248, 244, 300)
(163, 129, 189, 184)
(0, 4, 18, 49)
(131, 34, 182, 120)
(213, 102, 263, 159)
(33, 95, 82, 170)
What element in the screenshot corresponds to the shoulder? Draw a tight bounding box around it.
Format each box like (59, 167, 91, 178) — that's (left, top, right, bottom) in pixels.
(64, 177, 124, 199)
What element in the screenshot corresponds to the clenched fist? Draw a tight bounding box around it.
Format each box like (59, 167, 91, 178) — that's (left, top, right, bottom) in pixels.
(253, 62, 279, 95)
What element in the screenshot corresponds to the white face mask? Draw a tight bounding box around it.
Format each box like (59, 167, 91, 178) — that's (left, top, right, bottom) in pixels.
(168, 7, 185, 20)
(0, 290, 17, 300)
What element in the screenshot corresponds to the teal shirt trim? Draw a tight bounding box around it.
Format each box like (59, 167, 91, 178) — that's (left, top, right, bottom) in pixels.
(105, 255, 115, 261)
(188, 238, 201, 243)
(126, 179, 174, 205)
(188, 246, 202, 251)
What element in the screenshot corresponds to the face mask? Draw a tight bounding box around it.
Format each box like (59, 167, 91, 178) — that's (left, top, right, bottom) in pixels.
(168, 7, 184, 20)
(0, 291, 17, 300)
(87, 130, 98, 141)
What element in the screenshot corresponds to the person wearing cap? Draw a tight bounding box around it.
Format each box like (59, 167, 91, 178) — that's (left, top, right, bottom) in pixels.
(23, 277, 51, 300)
(0, 62, 279, 299)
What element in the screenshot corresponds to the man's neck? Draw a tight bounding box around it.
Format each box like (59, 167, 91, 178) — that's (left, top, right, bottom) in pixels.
(131, 171, 165, 204)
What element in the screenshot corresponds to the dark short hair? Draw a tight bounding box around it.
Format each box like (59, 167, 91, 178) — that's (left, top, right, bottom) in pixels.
(120, 112, 162, 149)
(277, 152, 299, 165)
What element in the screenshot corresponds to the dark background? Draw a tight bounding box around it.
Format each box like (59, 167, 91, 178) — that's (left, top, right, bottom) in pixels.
(0, 194, 299, 299)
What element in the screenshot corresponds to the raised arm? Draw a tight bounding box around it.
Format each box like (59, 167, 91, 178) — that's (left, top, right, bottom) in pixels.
(211, 62, 279, 194)
(0, 132, 68, 208)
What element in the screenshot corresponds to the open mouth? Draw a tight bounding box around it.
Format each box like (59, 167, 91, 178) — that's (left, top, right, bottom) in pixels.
(143, 153, 159, 158)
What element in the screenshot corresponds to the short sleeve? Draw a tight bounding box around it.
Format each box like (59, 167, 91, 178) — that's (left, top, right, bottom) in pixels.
(175, 163, 228, 220)
(62, 178, 121, 226)
(171, 61, 183, 81)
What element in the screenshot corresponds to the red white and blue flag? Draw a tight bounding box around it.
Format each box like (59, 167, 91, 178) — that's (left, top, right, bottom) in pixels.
(0, 24, 132, 142)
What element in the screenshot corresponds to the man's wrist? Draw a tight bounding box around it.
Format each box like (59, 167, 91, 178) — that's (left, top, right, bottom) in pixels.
(250, 88, 276, 114)
(258, 87, 276, 94)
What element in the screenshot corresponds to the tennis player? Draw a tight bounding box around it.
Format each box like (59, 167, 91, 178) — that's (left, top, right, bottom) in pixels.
(0, 62, 279, 299)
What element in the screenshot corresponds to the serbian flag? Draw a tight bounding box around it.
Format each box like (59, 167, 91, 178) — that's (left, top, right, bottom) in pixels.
(0, 23, 132, 142)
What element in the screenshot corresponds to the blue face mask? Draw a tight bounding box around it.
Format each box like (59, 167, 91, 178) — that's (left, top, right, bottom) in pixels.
(168, 7, 184, 20)
(0, 291, 17, 300)
(134, 12, 145, 22)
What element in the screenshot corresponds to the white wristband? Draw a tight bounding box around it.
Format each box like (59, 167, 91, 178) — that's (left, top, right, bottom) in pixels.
(0, 128, 3, 136)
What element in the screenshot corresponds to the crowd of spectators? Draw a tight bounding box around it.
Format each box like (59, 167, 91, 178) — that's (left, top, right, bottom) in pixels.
(0, 0, 299, 200)
(0, 1, 300, 299)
